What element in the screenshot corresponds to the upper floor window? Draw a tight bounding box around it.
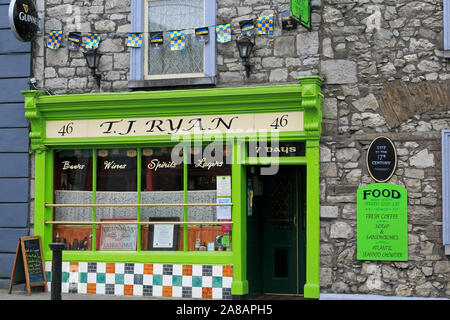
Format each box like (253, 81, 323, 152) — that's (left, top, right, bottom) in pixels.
(129, 0, 217, 88)
(444, 0, 450, 57)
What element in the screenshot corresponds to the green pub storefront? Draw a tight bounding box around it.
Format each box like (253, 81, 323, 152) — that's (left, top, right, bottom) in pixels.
(23, 76, 324, 299)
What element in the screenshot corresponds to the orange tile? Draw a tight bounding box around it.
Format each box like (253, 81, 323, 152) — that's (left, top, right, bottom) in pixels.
(223, 265, 233, 277)
(163, 286, 172, 297)
(124, 285, 134, 296)
(87, 283, 96, 294)
(144, 264, 153, 274)
(182, 265, 192, 276)
(69, 262, 79, 273)
(106, 263, 115, 274)
(202, 287, 212, 299)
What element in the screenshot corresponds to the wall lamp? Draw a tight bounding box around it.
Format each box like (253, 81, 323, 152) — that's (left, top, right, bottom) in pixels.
(83, 48, 102, 86)
(236, 36, 254, 77)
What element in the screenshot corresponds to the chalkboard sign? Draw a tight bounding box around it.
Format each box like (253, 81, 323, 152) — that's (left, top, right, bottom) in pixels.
(8, 236, 47, 295)
(366, 136, 397, 183)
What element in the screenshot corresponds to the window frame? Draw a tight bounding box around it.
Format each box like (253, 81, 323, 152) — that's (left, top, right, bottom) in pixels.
(51, 143, 232, 253)
(445, 0, 450, 58)
(129, 0, 217, 89)
(441, 130, 450, 255)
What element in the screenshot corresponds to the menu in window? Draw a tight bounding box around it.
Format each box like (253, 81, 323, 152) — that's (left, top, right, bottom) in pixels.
(217, 197, 232, 220)
(217, 176, 231, 197)
(153, 224, 175, 248)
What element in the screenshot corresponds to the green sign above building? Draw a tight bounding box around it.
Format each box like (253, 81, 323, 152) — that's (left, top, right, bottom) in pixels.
(357, 183, 408, 261)
(290, 0, 311, 30)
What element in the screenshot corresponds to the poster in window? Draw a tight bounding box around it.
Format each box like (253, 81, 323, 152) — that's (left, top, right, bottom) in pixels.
(148, 217, 179, 251)
(99, 219, 137, 251)
(217, 175, 231, 197)
(153, 224, 174, 248)
(217, 197, 232, 220)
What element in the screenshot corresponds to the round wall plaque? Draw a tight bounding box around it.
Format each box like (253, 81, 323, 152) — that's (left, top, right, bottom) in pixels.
(366, 136, 397, 183)
(8, 0, 39, 42)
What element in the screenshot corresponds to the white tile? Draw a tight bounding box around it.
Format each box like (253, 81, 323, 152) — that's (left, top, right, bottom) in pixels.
(105, 273, 115, 284)
(114, 284, 124, 296)
(134, 285, 143, 296)
(134, 263, 144, 274)
(153, 264, 163, 274)
(192, 265, 203, 276)
(212, 265, 223, 276)
(192, 287, 202, 298)
(143, 274, 153, 285)
(124, 273, 134, 285)
(78, 283, 87, 294)
(162, 275, 172, 286)
(115, 263, 124, 274)
(79, 262, 88, 273)
(222, 276, 232, 288)
(172, 286, 182, 298)
(61, 282, 69, 293)
(173, 264, 183, 275)
(182, 275, 192, 287)
(153, 285, 162, 297)
(96, 283, 105, 294)
(203, 276, 212, 287)
(96, 262, 106, 273)
(212, 288, 222, 299)
(69, 272, 79, 283)
(45, 261, 52, 272)
(61, 262, 69, 273)
(87, 272, 96, 283)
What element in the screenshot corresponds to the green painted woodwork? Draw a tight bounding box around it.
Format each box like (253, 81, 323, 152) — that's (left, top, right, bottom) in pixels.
(23, 76, 324, 298)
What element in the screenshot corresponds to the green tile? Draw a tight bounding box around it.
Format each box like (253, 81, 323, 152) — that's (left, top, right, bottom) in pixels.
(115, 273, 124, 284)
(212, 276, 222, 288)
(192, 276, 202, 287)
(61, 272, 69, 283)
(172, 275, 182, 287)
(79, 272, 87, 283)
(97, 273, 106, 283)
(153, 274, 162, 286)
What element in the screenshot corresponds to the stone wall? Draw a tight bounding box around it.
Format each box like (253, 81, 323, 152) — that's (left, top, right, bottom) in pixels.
(31, 0, 450, 297)
(318, 0, 449, 298)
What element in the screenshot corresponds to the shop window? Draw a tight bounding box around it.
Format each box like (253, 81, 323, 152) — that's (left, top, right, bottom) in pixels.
(96, 149, 138, 251)
(141, 147, 184, 251)
(50, 144, 232, 253)
(129, 0, 217, 88)
(53, 149, 93, 250)
(187, 143, 232, 251)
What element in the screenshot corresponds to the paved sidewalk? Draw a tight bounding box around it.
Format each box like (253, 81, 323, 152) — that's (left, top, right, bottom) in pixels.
(0, 286, 173, 300)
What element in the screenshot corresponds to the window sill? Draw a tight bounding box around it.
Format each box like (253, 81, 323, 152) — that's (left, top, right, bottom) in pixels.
(444, 50, 450, 58)
(129, 76, 216, 89)
(45, 249, 234, 265)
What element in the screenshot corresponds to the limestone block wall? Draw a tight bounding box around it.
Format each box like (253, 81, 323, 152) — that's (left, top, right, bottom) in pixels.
(29, 0, 450, 298)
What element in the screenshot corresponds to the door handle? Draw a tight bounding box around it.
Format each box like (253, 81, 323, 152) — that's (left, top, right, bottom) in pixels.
(293, 215, 297, 227)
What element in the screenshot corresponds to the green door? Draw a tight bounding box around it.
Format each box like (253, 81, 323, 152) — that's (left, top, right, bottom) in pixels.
(247, 166, 306, 296)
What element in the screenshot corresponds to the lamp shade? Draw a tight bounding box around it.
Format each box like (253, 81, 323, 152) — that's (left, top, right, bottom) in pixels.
(236, 36, 254, 59)
(83, 48, 101, 70)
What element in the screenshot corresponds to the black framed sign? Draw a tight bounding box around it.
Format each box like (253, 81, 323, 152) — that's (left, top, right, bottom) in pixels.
(366, 136, 397, 183)
(8, 0, 39, 42)
(148, 217, 179, 251)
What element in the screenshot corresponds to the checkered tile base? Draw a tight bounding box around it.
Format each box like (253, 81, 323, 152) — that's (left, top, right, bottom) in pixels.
(45, 262, 233, 299)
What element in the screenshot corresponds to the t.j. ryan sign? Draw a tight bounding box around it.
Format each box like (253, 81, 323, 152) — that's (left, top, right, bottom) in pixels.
(357, 183, 408, 261)
(46, 112, 304, 138)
